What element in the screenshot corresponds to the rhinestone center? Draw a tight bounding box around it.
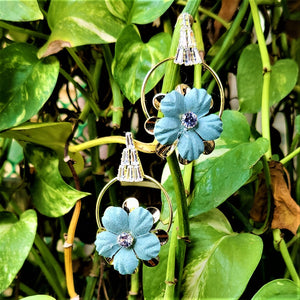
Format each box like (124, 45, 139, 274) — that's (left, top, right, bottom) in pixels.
(181, 112, 198, 129)
(117, 232, 134, 248)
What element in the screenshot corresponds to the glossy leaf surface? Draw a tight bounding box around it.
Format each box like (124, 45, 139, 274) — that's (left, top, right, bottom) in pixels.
(161, 111, 268, 219)
(38, 0, 125, 57)
(112, 25, 171, 103)
(0, 122, 84, 176)
(237, 44, 298, 113)
(105, 0, 174, 24)
(0, 210, 37, 292)
(251, 279, 300, 299)
(22, 296, 56, 300)
(24, 144, 89, 217)
(143, 226, 170, 300)
(182, 209, 263, 299)
(0, 43, 59, 132)
(0, 0, 43, 21)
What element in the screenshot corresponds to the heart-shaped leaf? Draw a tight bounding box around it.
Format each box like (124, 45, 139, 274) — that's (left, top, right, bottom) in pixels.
(237, 44, 299, 113)
(105, 0, 174, 24)
(24, 144, 89, 217)
(160, 111, 268, 219)
(112, 25, 171, 103)
(38, 0, 125, 58)
(0, 43, 59, 132)
(0, 122, 84, 176)
(251, 279, 300, 299)
(181, 209, 263, 299)
(0, 0, 43, 21)
(0, 210, 37, 293)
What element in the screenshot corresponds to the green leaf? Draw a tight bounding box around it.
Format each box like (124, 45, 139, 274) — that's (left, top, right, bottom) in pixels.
(0, 122, 84, 176)
(143, 234, 170, 299)
(160, 111, 268, 219)
(105, 0, 174, 24)
(38, 0, 125, 58)
(252, 279, 300, 299)
(237, 44, 299, 113)
(295, 115, 300, 135)
(182, 209, 263, 299)
(189, 137, 268, 217)
(22, 296, 56, 300)
(0, 0, 43, 21)
(112, 25, 171, 103)
(0, 210, 37, 293)
(0, 43, 59, 132)
(24, 144, 89, 217)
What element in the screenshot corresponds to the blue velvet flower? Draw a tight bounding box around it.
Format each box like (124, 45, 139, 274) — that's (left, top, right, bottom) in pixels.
(154, 88, 223, 161)
(95, 206, 161, 275)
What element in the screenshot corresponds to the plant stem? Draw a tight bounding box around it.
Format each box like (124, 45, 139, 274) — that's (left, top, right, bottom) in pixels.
(163, 216, 179, 300)
(273, 229, 300, 286)
(68, 136, 156, 154)
(202, 0, 250, 82)
(128, 269, 139, 299)
(250, 0, 272, 160)
(102, 44, 124, 128)
(59, 68, 102, 118)
(280, 147, 300, 165)
(176, 1, 231, 29)
(19, 283, 37, 296)
(34, 234, 66, 291)
(30, 247, 66, 299)
(0, 20, 49, 39)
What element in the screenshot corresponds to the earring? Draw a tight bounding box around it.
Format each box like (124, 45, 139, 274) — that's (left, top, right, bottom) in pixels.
(94, 132, 172, 275)
(141, 13, 225, 165)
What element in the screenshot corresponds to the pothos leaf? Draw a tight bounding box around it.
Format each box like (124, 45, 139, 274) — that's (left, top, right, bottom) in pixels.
(112, 24, 171, 103)
(105, 0, 174, 24)
(0, 122, 84, 177)
(0, 210, 37, 293)
(237, 44, 298, 113)
(251, 279, 300, 299)
(38, 0, 125, 57)
(181, 209, 263, 299)
(24, 144, 89, 217)
(160, 111, 268, 220)
(0, 43, 59, 132)
(0, 0, 43, 21)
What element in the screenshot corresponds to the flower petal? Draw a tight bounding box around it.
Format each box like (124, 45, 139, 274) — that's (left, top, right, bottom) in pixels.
(177, 130, 204, 161)
(95, 231, 120, 258)
(184, 88, 211, 117)
(154, 117, 180, 145)
(196, 114, 223, 141)
(160, 90, 185, 117)
(102, 207, 129, 235)
(113, 248, 139, 275)
(129, 207, 154, 237)
(134, 233, 161, 261)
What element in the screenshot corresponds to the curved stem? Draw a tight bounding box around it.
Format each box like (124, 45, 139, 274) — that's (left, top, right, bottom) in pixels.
(68, 136, 156, 154)
(273, 229, 300, 286)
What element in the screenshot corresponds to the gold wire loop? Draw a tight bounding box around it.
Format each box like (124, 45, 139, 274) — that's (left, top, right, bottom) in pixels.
(140, 57, 225, 120)
(95, 175, 173, 233)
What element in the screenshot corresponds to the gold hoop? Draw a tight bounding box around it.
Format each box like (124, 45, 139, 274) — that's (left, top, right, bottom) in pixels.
(140, 57, 225, 120)
(95, 175, 173, 233)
